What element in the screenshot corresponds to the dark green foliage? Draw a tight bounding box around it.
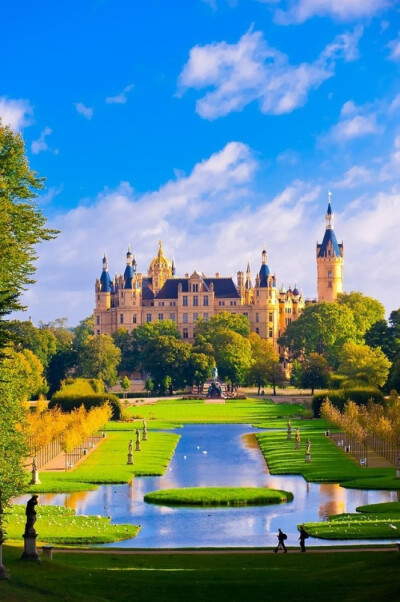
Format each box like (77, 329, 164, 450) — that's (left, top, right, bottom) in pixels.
(299, 353, 329, 394)
(49, 392, 122, 420)
(328, 374, 348, 389)
(312, 388, 384, 417)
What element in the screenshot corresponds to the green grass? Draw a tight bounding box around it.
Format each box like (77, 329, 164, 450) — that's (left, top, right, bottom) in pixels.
(28, 430, 180, 494)
(4, 505, 139, 545)
(256, 428, 400, 488)
(303, 511, 400, 540)
(356, 502, 400, 513)
(144, 487, 293, 506)
(1, 547, 399, 601)
(124, 397, 305, 425)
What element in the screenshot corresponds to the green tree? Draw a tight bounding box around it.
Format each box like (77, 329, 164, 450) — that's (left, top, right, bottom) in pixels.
(247, 333, 279, 394)
(387, 358, 400, 393)
(120, 375, 131, 399)
(8, 320, 58, 368)
(211, 330, 252, 391)
(365, 308, 400, 362)
(290, 360, 303, 388)
(76, 334, 121, 387)
(337, 292, 385, 341)
(278, 302, 358, 367)
(195, 311, 250, 339)
(337, 342, 391, 388)
(187, 351, 213, 393)
(141, 335, 191, 394)
(300, 353, 330, 394)
(267, 363, 286, 396)
(112, 328, 136, 372)
(73, 316, 94, 352)
(131, 320, 181, 371)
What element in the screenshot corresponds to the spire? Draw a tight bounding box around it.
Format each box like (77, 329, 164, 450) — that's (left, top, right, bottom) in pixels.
(326, 191, 334, 230)
(245, 260, 252, 289)
(124, 245, 135, 288)
(102, 252, 108, 271)
(100, 253, 112, 292)
(126, 245, 132, 265)
(172, 257, 176, 276)
(261, 244, 268, 265)
(259, 246, 270, 287)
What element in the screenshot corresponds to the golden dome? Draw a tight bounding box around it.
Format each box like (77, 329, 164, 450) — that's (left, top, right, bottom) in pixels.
(148, 240, 172, 273)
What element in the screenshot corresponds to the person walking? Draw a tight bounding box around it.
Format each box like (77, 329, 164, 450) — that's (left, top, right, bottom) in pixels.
(299, 525, 309, 552)
(274, 528, 288, 553)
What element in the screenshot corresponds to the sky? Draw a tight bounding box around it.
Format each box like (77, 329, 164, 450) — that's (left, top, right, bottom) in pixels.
(1, 0, 400, 327)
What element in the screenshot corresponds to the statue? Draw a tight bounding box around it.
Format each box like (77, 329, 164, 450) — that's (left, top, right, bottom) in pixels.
(142, 420, 148, 441)
(135, 429, 141, 451)
(32, 456, 37, 472)
(306, 438, 311, 454)
(287, 420, 292, 440)
(30, 456, 40, 485)
(295, 429, 301, 450)
(212, 366, 218, 381)
(24, 495, 39, 537)
(127, 439, 134, 465)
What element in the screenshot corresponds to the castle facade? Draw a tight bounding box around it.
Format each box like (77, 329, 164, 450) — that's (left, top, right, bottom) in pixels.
(94, 198, 343, 347)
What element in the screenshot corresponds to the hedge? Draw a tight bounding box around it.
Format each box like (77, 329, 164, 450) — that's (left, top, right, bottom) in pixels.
(312, 387, 384, 417)
(49, 393, 122, 420)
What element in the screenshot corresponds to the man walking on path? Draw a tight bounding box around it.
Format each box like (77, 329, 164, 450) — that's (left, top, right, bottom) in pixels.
(274, 528, 288, 553)
(299, 525, 309, 552)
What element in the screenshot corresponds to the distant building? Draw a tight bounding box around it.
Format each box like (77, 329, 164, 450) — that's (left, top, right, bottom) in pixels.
(94, 197, 343, 347)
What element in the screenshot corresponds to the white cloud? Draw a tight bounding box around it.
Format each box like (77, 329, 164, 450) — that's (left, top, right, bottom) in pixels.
(0, 97, 33, 131)
(388, 35, 400, 61)
(335, 166, 372, 189)
(31, 127, 53, 154)
(274, 0, 390, 25)
(75, 102, 94, 119)
(178, 28, 362, 120)
(105, 84, 134, 104)
(324, 101, 379, 142)
(389, 93, 400, 113)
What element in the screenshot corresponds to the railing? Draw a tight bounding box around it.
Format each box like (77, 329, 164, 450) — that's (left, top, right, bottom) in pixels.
(27, 435, 63, 469)
(64, 434, 103, 471)
(331, 432, 399, 467)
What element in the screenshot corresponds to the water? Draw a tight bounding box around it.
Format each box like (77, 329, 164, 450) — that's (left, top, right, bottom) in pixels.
(15, 424, 399, 547)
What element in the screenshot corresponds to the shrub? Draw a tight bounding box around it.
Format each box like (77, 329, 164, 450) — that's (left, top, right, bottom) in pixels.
(312, 387, 384, 417)
(49, 392, 122, 420)
(59, 378, 105, 396)
(328, 374, 347, 390)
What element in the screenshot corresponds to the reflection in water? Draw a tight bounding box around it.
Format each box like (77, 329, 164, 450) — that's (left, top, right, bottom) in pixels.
(13, 424, 399, 548)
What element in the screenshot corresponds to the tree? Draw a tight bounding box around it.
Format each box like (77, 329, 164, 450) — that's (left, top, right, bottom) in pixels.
(211, 329, 252, 391)
(7, 320, 58, 369)
(73, 316, 94, 352)
(120, 375, 130, 399)
(131, 320, 181, 371)
(140, 335, 191, 394)
(337, 292, 385, 341)
(247, 333, 279, 394)
(112, 328, 136, 372)
(76, 334, 121, 387)
(365, 308, 400, 362)
(337, 343, 391, 388)
(278, 302, 358, 367)
(300, 353, 330, 394)
(387, 358, 400, 393)
(267, 363, 286, 396)
(195, 311, 250, 339)
(187, 351, 213, 392)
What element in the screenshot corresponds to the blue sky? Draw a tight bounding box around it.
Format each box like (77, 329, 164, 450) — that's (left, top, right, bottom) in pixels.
(1, 0, 400, 325)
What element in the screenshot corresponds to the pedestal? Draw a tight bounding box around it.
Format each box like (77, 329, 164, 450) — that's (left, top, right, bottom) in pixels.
(30, 469, 41, 485)
(287, 432, 291, 440)
(295, 442, 300, 450)
(21, 534, 40, 562)
(305, 453, 311, 463)
(135, 441, 141, 452)
(142, 430, 147, 441)
(127, 453, 134, 465)
(0, 544, 9, 579)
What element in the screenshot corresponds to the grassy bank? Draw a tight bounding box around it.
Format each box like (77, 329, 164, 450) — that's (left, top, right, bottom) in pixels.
(1, 547, 399, 601)
(303, 501, 400, 539)
(125, 397, 305, 425)
(28, 429, 180, 494)
(256, 428, 399, 488)
(144, 487, 293, 506)
(4, 505, 139, 545)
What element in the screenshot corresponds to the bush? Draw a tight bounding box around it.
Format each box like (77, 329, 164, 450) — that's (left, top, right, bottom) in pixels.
(328, 374, 347, 390)
(59, 378, 105, 396)
(49, 392, 122, 420)
(312, 387, 384, 417)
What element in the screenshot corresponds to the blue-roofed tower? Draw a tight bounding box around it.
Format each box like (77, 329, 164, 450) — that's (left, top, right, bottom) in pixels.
(124, 245, 135, 289)
(94, 254, 112, 330)
(316, 192, 344, 302)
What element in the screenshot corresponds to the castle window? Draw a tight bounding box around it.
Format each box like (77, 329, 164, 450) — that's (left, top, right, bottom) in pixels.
(243, 312, 248, 317)
(230, 301, 236, 306)
(193, 313, 198, 322)
(218, 301, 225, 306)
(158, 313, 163, 321)
(203, 313, 209, 321)
(328, 281, 332, 288)
(170, 313, 176, 321)
(96, 315, 100, 325)
(158, 301, 165, 307)
(183, 296, 188, 306)
(328, 270, 332, 278)
(183, 328, 189, 339)
(192, 283, 199, 292)
(256, 313, 259, 323)
(269, 328, 273, 337)
(96, 329, 100, 335)
(146, 313, 152, 322)
(193, 296, 198, 306)
(255, 327, 259, 335)
(170, 301, 176, 306)
(203, 296, 209, 306)
(120, 314, 124, 324)
(256, 291, 259, 297)
(97, 295, 100, 301)
(269, 312, 273, 322)
(133, 315, 137, 324)
(183, 313, 188, 323)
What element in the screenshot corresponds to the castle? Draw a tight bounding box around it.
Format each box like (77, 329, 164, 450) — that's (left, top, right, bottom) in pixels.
(94, 197, 343, 348)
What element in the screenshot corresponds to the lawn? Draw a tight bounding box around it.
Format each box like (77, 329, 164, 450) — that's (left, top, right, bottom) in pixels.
(1, 547, 399, 601)
(144, 486, 293, 506)
(28, 430, 180, 494)
(256, 428, 399, 487)
(124, 397, 305, 425)
(303, 501, 400, 539)
(4, 505, 138, 545)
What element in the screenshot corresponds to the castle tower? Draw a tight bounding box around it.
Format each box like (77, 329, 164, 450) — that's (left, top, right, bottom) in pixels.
(316, 193, 344, 302)
(147, 240, 173, 295)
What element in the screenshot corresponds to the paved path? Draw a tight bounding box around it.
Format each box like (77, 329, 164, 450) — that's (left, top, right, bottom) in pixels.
(52, 546, 399, 555)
